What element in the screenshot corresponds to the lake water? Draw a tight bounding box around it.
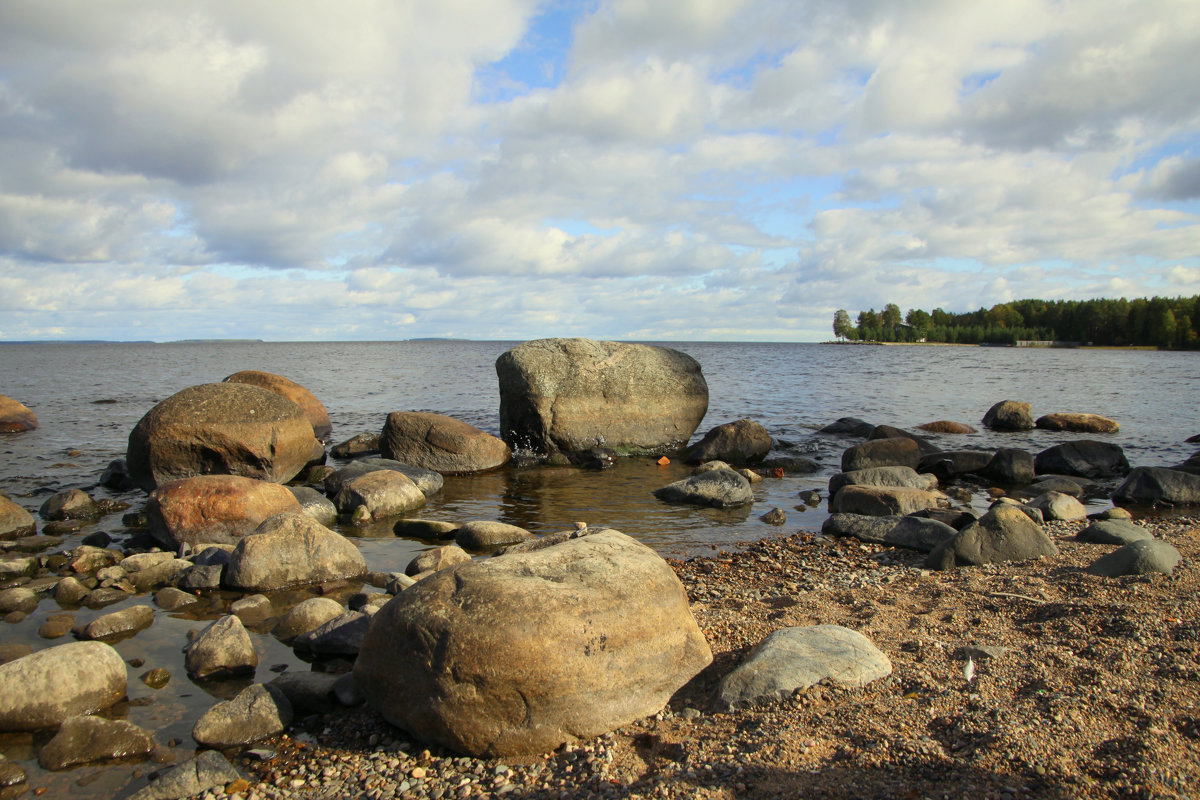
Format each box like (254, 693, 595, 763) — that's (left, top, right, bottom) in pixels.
(0, 340, 1197, 798)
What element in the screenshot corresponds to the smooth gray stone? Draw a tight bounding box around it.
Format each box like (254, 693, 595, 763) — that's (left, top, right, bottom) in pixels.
(1076, 519, 1152, 546)
(652, 469, 753, 509)
(1087, 539, 1181, 577)
(126, 750, 241, 800)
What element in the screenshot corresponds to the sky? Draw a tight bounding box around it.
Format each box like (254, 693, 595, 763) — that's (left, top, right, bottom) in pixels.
(1, 0, 1198, 342)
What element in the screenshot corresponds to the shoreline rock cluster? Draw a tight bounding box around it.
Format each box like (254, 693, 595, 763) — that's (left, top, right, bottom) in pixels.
(1, 342, 1198, 799)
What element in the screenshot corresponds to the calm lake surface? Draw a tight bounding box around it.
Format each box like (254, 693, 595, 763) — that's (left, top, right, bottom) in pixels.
(0, 340, 1196, 798)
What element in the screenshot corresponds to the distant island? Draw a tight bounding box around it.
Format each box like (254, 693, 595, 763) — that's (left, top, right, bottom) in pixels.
(832, 295, 1199, 349)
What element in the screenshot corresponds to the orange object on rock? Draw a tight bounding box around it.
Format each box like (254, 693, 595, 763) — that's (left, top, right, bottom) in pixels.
(657, 456, 671, 466)
(771, 467, 785, 478)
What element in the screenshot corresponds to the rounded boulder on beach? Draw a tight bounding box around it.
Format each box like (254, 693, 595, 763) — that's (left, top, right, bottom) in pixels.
(0, 641, 127, 731)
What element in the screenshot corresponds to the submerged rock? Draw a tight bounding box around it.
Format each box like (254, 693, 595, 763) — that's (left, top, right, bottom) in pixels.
(38, 715, 154, 770)
(982, 400, 1034, 431)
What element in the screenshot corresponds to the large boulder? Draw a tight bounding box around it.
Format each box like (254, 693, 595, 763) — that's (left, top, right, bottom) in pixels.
(146, 475, 301, 549)
(126, 383, 317, 491)
(0, 395, 38, 432)
(380, 412, 509, 475)
(1035, 413, 1119, 434)
(828, 466, 937, 496)
(840, 438, 921, 472)
(829, 485, 947, 516)
(333, 470, 427, 519)
(224, 512, 367, 592)
(653, 469, 754, 509)
(0, 641, 127, 731)
(192, 683, 293, 748)
(715, 626, 891, 711)
(927, 505, 1058, 570)
(1087, 539, 1182, 577)
(184, 615, 257, 679)
(982, 400, 1034, 431)
(822, 514, 957, 553)
(223, 370, 332, 439)
(496, 339, 708, 458)
(684, 419, 772, 465)
(1026, 491, 1087, 522)
(1034, 440, 1129, 479)
(354, 529, 712, 757)
(917, 450, 994, 481)
(0, 496, 36, 540)
(1113, 467, 1200, 506)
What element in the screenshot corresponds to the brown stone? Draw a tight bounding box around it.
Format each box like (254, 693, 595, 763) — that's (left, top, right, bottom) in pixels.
(146, 475, 301, 549)
(380, 412, 510, 475)
(0, 395, 38, 432)
(224, 370, 332, 439)
(1035, 412, 1119, 434)
(916, 420, 978, 434)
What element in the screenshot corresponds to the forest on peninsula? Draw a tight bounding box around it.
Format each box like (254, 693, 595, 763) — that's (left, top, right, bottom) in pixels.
(832, 295, 1200, 349)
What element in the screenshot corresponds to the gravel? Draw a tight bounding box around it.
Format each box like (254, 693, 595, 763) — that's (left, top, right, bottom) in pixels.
(166, 515, 1200, 800)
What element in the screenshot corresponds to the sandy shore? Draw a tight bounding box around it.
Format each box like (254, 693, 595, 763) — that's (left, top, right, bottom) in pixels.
(177, 515, 1200, 800)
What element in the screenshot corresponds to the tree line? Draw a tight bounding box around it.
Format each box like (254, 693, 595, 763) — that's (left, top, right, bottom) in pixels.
(832, 296, 1200, 349)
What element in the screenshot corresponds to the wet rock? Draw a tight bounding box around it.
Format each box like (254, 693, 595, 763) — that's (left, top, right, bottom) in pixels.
(100, 459, 136, 492)
(78, 604, 155, 641)
(380, 412, 511, 475)
(716, 625, 891, 710)
(917, 450, 995, 482)
(1020, 475, 1086, 497)
(38, 715, 154, 770)
(331, 432, 381, 459)
(394, 519, 459, 539)
(0, 641, 127, 731)
(355, 529, 711, 757)
(1087, 539, 1181, 577)
(406, 544, 472, 576)
(822, 514, 956, 553)
(0, 556, 36, 580)
(127, 558, 192, 592)
(172, 564, 223, 591)
(982, 400, 1034, 431)
(325, 458, 444, 498)
(760, 507, 787, 525)
(274, 597, 345, 642)
(68, 545, 121, 573)
(0, 754, 26, 787)
(147, 475, 302, 549)
(141, 668, 171, 689)
(152, 587, 200, 611)
(288, 486, 338, 527)
(230, 594, 273, 625)
(293, 610, 372, 657)
(39, 489, 101, 521)
(224, 511, 366, 592)
(1026, 490, 1088, 521)
(1035, 412, 1119, 433)
(455, 520, 535, 550)
(223, 370, 332, 439)
(819, 417, 875, 437)
(496, 338, 708, 458)
(38, 613, 75, 639)
(1076, 519, 1152, 546)
(653, 469, 753, 509)
(0, 395, 38, 432)
(927, 505, 1058, 570)
(828, 466, 938, 496)
(333, 470, 427, 520)
(829, 485, 947, 516)
(841, 438, 922, 472)
(127, 382, 316, 491)
(759, 455, 820, 474)
(1035, 440, 1130, 479)
(192, 683, 293, 748)
(54, 577, 91, 606)
(979, 448, 1035, 484)
(916, 420, 978, 434)
(184, 615, 257, 679)
(684, 418, 772, 465)
(125, 749, 240, 800)
(1113, 467, 1200, 506)
(0, 587, 38, 614)
(0, 496, 36, 540)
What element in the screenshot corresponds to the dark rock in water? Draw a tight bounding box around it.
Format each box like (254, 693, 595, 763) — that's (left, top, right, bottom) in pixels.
(124, 750, 240, 800)
(917, 450, 994, 482)
(173, 564, 224, 591)
(38, 489, 100, 521)
(927, 505, 1057, 570)
(819, 417, 875, 438)
(1076, 519, 1152, 546)
(1018, 476, 1085, 498)
(567, 447, 618, 470)
(293, 610, 372, 657)
(1087, 539, 1181, 577)
(100, 459, 137, 492)
(223, 370, 332, 439)
(331, 433, 381, 459)
(1113, 467, 1200, 506)
(829, 485, 946, 517)
(829, 466, 937, 496)
(394, 518, 459, 539)
(0, 754, 26, 787)
(1035, 440, 1129, 479)
(760, 507, 786, 525)
(1035, 412, 1119, 434)
(0, 496, 36, 541)
(982, 400, 1034, 431)
(381, 412, 510, 475)
(38, 715, 154, 770)
(268, 671, 339, 715)
(759, 456, 820, 474)
(1173, 449, 1200, 475)
(979, 448, 1035, 485)
(685, 418, 772, 465)
(354, 530, 711, 757)
(841, 438, 921, 472)
(0, 395, 38, 432)
(192, 683, 293, 748)
(127, 382, 317, 491)
(653, 469, 754, 509)
(78, 604, 155, 641)
(497, 338, 708, 459)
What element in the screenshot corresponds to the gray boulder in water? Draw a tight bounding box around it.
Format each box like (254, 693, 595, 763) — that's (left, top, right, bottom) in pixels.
(1034, 440, 1129, 479)
(1113, 467, 1200, 506)
(684, 418, 772, 465)
(496, 338, 708, 458)
(354, 529, 711, 757)
(982, 400, 1034, 431)
(654, 469, 753, 508)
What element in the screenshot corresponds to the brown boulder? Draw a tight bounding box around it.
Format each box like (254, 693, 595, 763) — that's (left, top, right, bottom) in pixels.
(146, 475, 301, 549)
(840, 438, 921, 472)
(684, 418, 772, 465)
(380, 412, 509, 475)
(1035, 413, 1119, 434)
(355, 529, 712, 757)
(224, 512, 367, 591)
(224, 370, 332, 439)
(829, 485, 948, 516)
(916, 420, 978, 434)
(496, 339, 708, 458)
(0, 496, 36, 540)
(0, 395, 38, 432)
(982, 400, 1034, 431)
(127, 383, 316, 491)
